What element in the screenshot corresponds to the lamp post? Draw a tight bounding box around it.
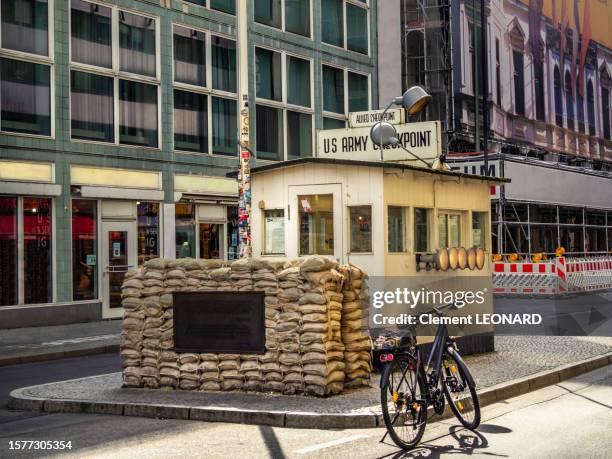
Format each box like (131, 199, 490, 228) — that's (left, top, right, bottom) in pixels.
(371, 86, 441, 168)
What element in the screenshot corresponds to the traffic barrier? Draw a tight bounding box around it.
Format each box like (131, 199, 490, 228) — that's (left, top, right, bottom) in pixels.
(492, 256, 612, 295)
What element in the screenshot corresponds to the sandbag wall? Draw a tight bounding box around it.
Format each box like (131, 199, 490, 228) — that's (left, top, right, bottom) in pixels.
(120, 256, 371, 396)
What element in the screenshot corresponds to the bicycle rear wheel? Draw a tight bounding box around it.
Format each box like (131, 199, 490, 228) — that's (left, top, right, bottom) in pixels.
(381, 355, 427, 450)
(441, 351, 480, 429)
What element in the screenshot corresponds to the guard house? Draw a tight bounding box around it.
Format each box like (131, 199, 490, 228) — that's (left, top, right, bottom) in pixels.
(246, 157, 508, 278)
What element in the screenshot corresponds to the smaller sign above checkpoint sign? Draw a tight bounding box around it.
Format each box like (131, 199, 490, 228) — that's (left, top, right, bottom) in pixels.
(349, 108, 405, 128)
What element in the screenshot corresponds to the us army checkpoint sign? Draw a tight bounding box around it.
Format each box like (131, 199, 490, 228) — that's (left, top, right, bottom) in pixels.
(317, 120, 441, 164)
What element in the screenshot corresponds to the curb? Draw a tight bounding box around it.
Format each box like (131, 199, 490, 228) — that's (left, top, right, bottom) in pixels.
(8, 352, 612, 429)
(0, 344, 119, 367)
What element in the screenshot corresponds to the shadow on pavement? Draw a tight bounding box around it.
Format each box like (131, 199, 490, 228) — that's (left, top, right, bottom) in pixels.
(378, 425, 511, 458)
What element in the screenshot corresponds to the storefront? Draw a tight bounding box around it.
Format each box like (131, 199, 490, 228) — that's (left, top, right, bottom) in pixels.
(246, 157, 506, 277)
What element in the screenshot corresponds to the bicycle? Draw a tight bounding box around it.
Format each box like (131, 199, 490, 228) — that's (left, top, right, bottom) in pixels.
(378, 303, 481, 450)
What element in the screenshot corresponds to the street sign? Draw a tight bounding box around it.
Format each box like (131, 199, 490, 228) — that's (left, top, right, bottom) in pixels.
(317, 121, 441, 164)
(349, 108, 404, 128)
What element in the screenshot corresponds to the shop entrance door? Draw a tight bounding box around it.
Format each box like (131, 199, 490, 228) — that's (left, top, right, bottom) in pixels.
(102, 220, 137, 319)
(288, 184, 343, 263)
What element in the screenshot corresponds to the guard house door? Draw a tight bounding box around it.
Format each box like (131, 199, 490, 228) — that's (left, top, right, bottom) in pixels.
(288, 184, 343, 263)
(101, 219, 137, 319)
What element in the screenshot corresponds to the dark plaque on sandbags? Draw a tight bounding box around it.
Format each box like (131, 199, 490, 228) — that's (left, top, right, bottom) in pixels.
(173, 292, 265, 354)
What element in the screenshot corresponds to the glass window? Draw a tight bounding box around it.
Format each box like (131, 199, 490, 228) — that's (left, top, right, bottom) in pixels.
(565, 71, 574, 129)
(1, 58, 51, 136)
(70, 0, 112, 68)
(414, 208, 429, 252)
(175, 203, 196, 258)
(226, 206, 238, 260)
(323, 117, 345, 130)
(472, 212, 486, 249)
(263, 209, 284, 254)
(299, 194, 334, 255)
(438, 212, 461, 247)
(349, 206, 372, 253)
(287, 111, 312, 159)
(72, 199, 97, 301)
(256, 104, 283, 160)
(119, 80, 158, 147)
(173, 25, 206, 87)
(174, 89, 208, 153)
(285, 0, 310, 37)
(199, 223, 222, 259)
(212, 96, 237, 156)
(513, 50, 524, 116)
(323, 65, 344, 114)
(23, 197, 52, 304)
(346, 2, 367, 54)
(71, 71, 114, 142)
(256, 48, 282, 101)
(210, 0, 235, 14)
(212, 36, 236, 92)
(255, 0, 282, 28)
(1, 0, 48, 56)
(0, 197, 18, 306)
(438, 214, 448, 247)
(348, 71, 368, 112)
(137, 202, 159, 265)
(322, 0, 343, 47)
(388, 206, 407, 252)
(287, 56, 310, 107)
(119, 11, 156, 77)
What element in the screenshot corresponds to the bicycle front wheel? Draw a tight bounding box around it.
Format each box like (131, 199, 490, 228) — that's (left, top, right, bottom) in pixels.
(441, 351, 480, 430)
(381, 355, 427, 450)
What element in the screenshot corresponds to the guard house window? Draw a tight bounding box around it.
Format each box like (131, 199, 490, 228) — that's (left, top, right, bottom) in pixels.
(254, 0, 310, 37)
(565, 70, 574, 130)
(23, 198, 52, 304)
(471, 212, 487, 249)
(172, 25, 238, 156)
(0, 0, 52, 137)
(72, 199, 97, 301)
(414, 208, 430, 252)
(554, 65, 563, 127)
(438, 211, 461, 248)
(263, 209, 285, 255)
(184, 0, 236, 15)
(322, 64, 370, 129)
(137, 202, 159, 265)
(322, 0, 369, 55)
(299, 194, 334, 256)
(388, 206, 408, 253)
(534, 61, 545, 122)
(255, 47, 313, 160)
(175, 203, 196, 258)
(0, 197, 18, 306)
(69, 1, 160, 147)
(349, 206, 372, 253)
(512, 51, 524, 116)
(587, 80, 596, 136)
(199, 223, 221, 259)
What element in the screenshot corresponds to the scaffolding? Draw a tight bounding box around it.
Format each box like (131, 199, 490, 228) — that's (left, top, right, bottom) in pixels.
(400, 0, 454, 155)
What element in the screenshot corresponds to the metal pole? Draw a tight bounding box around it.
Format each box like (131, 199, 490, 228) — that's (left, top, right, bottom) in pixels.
(237, 0, 251, 258)
(480, 0, 489, 175)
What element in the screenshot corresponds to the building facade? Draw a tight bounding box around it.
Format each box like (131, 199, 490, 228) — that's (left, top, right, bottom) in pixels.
(378, 0, 612, 259)
(0, 0, 377, 328)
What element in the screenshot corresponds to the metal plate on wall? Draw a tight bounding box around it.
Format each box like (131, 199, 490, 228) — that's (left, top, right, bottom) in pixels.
(173, 292, 265, 354)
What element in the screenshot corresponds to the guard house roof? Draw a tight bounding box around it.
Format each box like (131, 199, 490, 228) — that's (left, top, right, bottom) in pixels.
(227, 157, 510, 184)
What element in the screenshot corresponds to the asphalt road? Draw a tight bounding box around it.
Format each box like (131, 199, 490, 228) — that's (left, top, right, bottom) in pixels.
(0, 359, 610, 458)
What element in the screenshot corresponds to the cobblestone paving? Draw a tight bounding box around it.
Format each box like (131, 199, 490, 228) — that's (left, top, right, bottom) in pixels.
(18, 336, 612, 415)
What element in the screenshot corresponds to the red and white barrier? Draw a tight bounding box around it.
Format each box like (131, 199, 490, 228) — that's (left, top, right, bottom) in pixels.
(492, 256, 612, 295)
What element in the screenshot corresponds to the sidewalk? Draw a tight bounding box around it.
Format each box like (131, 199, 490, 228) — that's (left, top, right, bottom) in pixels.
(8, 336, 612, 428)
(0, 320, 121, 366)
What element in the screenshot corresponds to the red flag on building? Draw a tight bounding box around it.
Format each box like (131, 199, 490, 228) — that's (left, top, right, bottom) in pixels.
(578, 0, 592, 98)
(560, 0, 569, 75)
(571, 0, 580, 95)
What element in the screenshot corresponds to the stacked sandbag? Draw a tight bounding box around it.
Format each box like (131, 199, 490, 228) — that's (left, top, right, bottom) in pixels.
(199, 354, 221, 391)
(178, 353, 200, 390)
(210, 267, 233, 291)
(340, 264, 372, 388)
(299, 256, 347, 396)
(159, 350, 179, 389)
(121, 267, 145, 387)
(230, 258, 254, 291)
(219, 354, 243, 390)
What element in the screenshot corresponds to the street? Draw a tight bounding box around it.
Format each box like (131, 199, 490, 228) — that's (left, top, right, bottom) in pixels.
(0, 356, 610, 458)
